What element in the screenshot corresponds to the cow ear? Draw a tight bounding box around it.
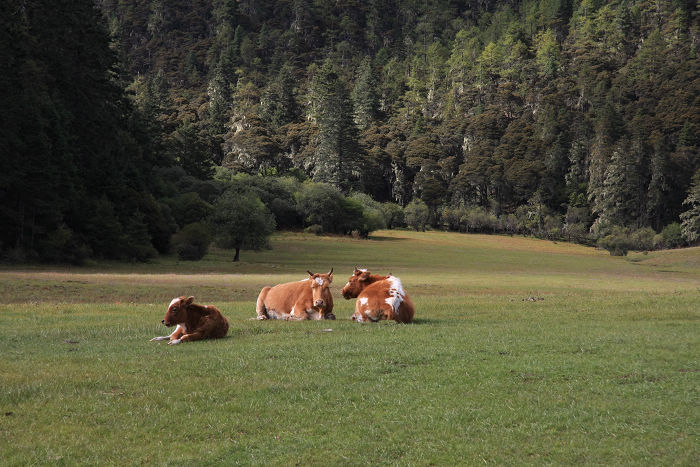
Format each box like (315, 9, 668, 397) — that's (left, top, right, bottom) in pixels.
(185, 296, 194, 305)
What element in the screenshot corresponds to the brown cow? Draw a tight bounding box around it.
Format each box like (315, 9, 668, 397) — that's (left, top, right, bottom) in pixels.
(256, 269, 335, 320)
(341, 268, 415, 323)
(150, 296, 229, 345)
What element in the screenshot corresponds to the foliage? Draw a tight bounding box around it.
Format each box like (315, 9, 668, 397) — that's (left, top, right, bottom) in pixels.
(661, 222, 684, 249)
(680, 170, 700, 244)
(404, 199, 430, 231)
(171, 222, 211, 261)
(209, 188, 276, 261)
(3, 0, 700, 261)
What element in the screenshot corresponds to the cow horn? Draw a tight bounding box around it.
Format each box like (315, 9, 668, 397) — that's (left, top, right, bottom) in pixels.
(328, 268, 333, 275)
(307, 270, 314, 276)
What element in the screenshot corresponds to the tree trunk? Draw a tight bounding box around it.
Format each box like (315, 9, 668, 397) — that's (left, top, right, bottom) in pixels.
(233, 247, 240, 262)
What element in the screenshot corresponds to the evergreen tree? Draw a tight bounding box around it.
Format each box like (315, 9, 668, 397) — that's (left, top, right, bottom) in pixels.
(310, 60, 362, 191)
(680, 170, 700, 244)
(351, 57, 380, 129)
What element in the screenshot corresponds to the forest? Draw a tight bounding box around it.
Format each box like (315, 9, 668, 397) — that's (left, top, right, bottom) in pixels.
(1, 0, 699, 263)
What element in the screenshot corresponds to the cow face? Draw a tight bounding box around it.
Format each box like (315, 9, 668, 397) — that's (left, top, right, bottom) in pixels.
(162, 296, 194, 326)
(341, 268, 371, 299)
(307, 269, 333, 309)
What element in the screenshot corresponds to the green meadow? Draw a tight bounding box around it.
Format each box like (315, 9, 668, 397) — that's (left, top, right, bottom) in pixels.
(1, 230, 698, 465)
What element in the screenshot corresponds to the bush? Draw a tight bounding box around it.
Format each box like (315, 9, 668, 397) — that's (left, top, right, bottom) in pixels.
(597, 226, 632, 256)
(296, 183, 361, 234)
(562, 222, 590, 244)
(629, 227, 656, 251)
(304, 224, 323, 235)
(661, 222, 684, 249)
(167, 192, 214, 228)
(381, 202, 405, 229)
(172, 222, 211, 261)
(404, 199, 430, 231)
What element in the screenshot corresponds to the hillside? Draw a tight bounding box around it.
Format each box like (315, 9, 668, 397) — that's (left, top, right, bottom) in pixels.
(2, 0, 699, 262)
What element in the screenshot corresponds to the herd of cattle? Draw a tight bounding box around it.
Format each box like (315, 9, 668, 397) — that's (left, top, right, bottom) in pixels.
(151, 268, 415, 345)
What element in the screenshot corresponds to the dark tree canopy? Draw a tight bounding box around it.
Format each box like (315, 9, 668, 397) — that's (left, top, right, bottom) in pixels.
(2, 0, 699, 262)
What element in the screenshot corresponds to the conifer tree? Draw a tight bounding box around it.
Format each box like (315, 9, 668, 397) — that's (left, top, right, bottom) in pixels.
(351, 57, 380, 130)
(310, 60, 362, 191)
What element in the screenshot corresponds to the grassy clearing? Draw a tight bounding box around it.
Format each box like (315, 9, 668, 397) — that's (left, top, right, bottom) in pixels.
(1, 230, 698, 465)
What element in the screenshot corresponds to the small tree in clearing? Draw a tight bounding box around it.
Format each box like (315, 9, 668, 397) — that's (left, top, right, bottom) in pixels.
(210, 189, 276, 261)
(404, 199, 430, 231)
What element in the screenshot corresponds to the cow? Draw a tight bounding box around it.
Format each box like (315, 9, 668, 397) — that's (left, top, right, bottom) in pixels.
(341, 268, 415, 323)
(150, 296, 229, 345)
(256, 269, 335, 321)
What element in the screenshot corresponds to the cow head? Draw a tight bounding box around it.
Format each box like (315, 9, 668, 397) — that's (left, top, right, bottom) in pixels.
(307, 269, 333, 310)
(161, 296, 193, 326)
(341, 267, 372, 299)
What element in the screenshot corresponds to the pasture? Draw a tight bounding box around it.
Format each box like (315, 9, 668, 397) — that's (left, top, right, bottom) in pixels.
(1, 230, 698, 465)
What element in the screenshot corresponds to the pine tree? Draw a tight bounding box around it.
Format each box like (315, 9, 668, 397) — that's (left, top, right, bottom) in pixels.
(680, 170, 700, 244)
(351, 57, 380, 130)
(311, 60, 362, 191)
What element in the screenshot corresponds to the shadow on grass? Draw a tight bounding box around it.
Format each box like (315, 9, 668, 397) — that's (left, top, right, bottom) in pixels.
(407, 318, 440, 325)
(367, 235, 408, 242)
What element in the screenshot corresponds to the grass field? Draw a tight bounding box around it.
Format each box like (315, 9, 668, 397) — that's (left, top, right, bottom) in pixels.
(1, 230, 698, 465)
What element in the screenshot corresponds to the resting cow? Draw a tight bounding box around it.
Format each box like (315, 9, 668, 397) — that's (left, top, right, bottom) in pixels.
(151, 296, 229, 345)
(256, 269, 335, 320)
(341, 268, 415, 323)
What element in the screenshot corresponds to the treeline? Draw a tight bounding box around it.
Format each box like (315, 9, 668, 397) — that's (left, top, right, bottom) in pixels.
(2, 0, 699, 262)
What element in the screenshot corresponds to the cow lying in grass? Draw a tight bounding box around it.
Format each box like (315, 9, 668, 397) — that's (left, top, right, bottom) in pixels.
(151, 296, 229, 345)
(256, 269, 335, 320)
(341, 268, 415, 323)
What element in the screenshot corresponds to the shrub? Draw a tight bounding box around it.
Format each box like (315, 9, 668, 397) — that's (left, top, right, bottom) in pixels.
(296, 183, 361, 234)
(172, 222, 211, 261)
(597, 226, 632, 256)
(304, 224, 323, 235)
(381, 202, 405, 229)
(661, 222, 684, 249)
(629, 227, 656, 251)
(404, 199, 430, 231)
(167, 192, 214, 228)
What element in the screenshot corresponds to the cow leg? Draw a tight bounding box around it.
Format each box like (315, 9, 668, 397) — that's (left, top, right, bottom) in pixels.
(286, 302, 308, 321)
(172, 331, 203, 344)
(151, 324, 183, 342)
(256, 287, 271, 320)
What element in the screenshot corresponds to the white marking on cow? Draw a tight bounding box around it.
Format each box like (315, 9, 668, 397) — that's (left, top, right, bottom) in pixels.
(169, 298, 180, 308)
(384, 275, 405, 312)
(359, 268, 368, 272)
(315, 277, 324, 286)
(345, 282, 350, 288)
(359, 297, 368, 306)
(300, 278, 310, 282)
(290, 305, 295, 316)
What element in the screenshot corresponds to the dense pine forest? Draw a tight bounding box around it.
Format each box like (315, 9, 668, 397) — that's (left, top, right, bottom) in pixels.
(2, 0, 699, 263)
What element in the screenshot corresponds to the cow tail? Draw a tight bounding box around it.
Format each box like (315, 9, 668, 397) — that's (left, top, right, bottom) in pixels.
(256, 287, 271, 319)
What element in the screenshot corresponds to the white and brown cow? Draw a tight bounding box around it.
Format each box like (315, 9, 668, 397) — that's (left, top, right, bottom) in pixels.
(256, 269, 335, 320)
(150, 296, 229, 345)
(341, 268, 415, 323)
